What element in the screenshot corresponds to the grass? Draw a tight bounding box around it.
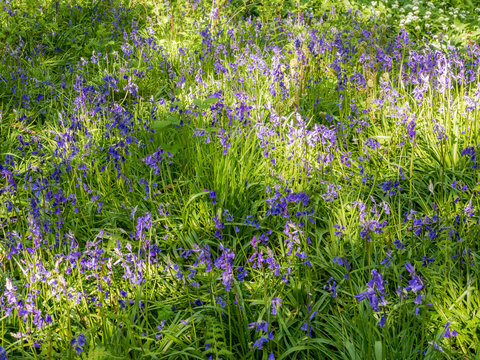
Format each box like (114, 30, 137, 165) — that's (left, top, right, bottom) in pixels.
(0, 0, 480, 359)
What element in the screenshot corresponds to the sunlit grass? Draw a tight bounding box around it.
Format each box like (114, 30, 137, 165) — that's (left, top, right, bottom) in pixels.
(0, 0, 479, 359)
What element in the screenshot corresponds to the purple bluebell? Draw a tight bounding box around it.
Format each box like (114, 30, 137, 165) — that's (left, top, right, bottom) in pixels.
(443, 322, 458, 338)
(271, 297, 282, 315)
(355, 269, 387, 313)
(71, 334, 86, 354)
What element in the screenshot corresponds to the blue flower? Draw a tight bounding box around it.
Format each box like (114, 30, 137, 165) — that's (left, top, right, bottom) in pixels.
(301, 323, 312, 338)
(355, 269, 387, 313)
(378, 315, 386, 327)
(271, 297, 282, 315)
(71, 334, 86, 354)
(0, 345, 8, 360)
(443, 322, 458, 338)
(404, 263, 424, 293)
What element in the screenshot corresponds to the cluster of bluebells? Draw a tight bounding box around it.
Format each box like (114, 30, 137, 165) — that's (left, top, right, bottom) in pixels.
(71, 334, 87, 355)
(355, 269, 388, 326)
(248, 321, 274, 351)
(0, 0, 479, 358)
(356, 261, 428, 327)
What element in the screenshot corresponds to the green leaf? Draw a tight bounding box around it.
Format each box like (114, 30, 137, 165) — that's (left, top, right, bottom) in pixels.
(193, 97, 218, 109)
(152, 116, 180, 130)
(87, 346, 127, 360)
(185, 191, 209, 208)
(374, 341, 383, 360)
(204, 97, 218, 105)
(345, 342, 357, 360)
(163, 143, 182, 155)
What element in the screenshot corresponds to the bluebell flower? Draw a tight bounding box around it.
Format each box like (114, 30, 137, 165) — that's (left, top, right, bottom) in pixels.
(156, 320, 166, 339)
(378, 315, 386, 327)
(443, 322, 458, 338)
(271, 297, 282, 315)
(0, 345, 8, 360)
(355, 269, 387, 313)
(301, 323, 312, 337)
(324, 277, 337, 297)
(71, 334, 86, 354)
(404, 262, 424, 293)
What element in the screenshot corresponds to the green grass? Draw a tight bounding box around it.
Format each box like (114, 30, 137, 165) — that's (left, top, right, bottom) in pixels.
(0, 0, 480, 359)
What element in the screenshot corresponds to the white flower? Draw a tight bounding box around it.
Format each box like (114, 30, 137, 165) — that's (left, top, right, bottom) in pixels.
(415, 26, 420, 30)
